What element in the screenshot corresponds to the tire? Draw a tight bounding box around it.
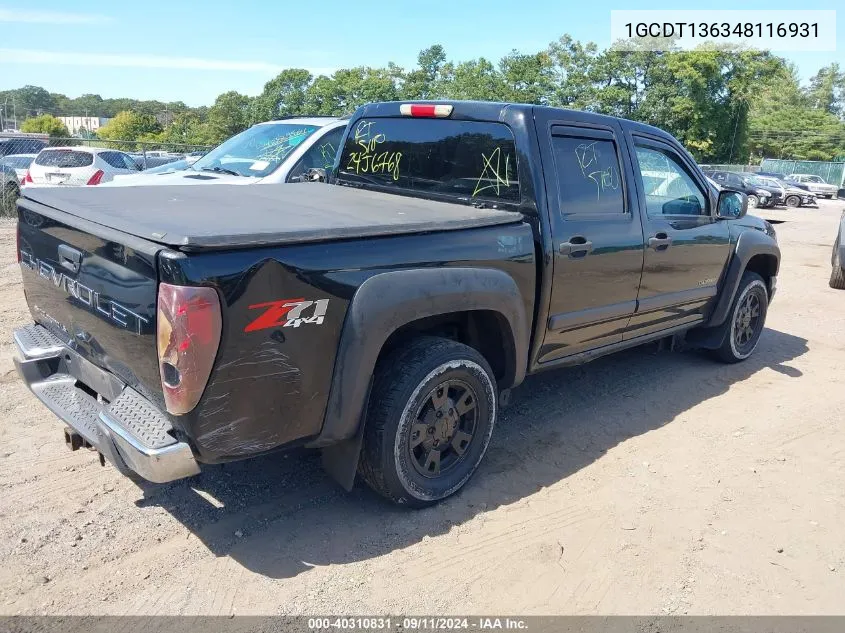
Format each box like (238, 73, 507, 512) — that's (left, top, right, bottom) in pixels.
(714, 271, 769, 363)
(784, 195, 801, 208)
(747, 194, 759, 209)
(358, 336, 497, 507)
(830, 238, 845, 290)
(1, 181, 19, 218)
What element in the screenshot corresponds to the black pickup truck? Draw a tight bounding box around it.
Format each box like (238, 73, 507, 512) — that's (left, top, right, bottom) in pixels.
(13, 101, 780, 506)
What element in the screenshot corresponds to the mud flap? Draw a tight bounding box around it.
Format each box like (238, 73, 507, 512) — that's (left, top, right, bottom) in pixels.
(685, 325, 729, 350)
(320, 380, 371, 492)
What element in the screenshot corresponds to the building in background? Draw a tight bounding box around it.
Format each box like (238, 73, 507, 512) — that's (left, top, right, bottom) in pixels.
(57, 116, 111, 137)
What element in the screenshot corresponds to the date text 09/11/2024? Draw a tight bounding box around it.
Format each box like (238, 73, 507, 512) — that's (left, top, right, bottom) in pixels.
(307, 617, 528, 630)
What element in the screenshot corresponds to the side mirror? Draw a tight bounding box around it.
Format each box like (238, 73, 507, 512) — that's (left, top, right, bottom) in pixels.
(716, 189, 747, 219)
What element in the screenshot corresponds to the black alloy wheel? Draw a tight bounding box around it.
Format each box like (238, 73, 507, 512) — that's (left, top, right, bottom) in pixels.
(408, 379, 478, 478)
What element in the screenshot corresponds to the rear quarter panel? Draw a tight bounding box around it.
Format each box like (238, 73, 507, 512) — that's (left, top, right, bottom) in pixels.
(161, 222, 535, 463)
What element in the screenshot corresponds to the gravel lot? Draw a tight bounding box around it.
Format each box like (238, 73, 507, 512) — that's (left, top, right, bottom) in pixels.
(0, 200, 843, 615)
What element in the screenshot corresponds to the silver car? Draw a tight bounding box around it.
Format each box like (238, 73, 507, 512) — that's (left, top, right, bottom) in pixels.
(107, 116, 348, 187)
(786, 174, 839, 199)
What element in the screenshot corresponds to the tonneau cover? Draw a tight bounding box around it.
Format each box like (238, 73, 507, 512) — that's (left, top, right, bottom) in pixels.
(22, 183, 521, 250)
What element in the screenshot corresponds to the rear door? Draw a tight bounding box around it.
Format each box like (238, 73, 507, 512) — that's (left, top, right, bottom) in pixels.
(626, 135, 731, 338)
(534, 117, 645, 362)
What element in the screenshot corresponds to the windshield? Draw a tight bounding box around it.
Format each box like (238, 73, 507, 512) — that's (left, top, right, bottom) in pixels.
(192, 123, 319, 177)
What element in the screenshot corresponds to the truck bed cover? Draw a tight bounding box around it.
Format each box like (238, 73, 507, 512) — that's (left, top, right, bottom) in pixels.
(21, 183, 521, 250)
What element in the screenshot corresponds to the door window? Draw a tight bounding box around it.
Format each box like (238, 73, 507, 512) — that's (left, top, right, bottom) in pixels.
(551, 135, 625, 215)
(287, 126, 346, 181)
(120, 153, 141, 170)
(99, 152, 127, 169)
(635, 146, 708, 217)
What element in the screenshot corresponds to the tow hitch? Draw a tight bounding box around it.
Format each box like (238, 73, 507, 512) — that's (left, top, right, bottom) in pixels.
(63, 426, 93, 452)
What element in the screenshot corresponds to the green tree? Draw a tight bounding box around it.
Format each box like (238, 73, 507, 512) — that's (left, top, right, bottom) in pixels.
(20, 113, 69, 137)
(97, 110, 161, 149)
(252, 69, 313, 121)
(206, 91, 252, 143)
(403, 45, 447, 99)
(499, 50, 555, 105)
(13, 85, 55, 117)
(806, 63, 844, 117)
(440, 58, 506, 101)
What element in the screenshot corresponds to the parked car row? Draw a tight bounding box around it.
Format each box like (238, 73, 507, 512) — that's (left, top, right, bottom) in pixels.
(703, 170, 821, 208)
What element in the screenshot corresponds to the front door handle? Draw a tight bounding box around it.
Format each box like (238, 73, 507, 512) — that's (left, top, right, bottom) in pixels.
(648, 232, 672, 251)
(559, 237, 593, 258)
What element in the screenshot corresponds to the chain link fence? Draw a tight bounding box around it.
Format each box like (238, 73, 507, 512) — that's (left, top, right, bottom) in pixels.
(1, 134, 213, 216)
(759, 158, 845, 187)
(698, 164, 761, 173)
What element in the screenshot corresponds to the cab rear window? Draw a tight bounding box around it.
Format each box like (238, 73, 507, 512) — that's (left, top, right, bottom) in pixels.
(35, 150, 94, 168)
(336, 118, 520, 204)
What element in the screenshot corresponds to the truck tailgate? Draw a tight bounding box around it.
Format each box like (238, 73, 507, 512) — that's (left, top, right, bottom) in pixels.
(17, 200, 162, 400)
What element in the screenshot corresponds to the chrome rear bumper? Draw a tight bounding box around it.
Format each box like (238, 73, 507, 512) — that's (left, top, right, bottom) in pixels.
(13, 324, 200, 483)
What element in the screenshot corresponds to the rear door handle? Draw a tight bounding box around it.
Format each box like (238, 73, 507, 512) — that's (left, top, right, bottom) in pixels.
(559, 237, 593, 258)
(648, 233, 672, 251)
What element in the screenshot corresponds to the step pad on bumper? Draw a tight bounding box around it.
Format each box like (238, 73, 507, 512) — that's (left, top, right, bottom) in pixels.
(34, 378, 102, 446)
(14, 324, 200, 483)
(107, 389, 176, 450)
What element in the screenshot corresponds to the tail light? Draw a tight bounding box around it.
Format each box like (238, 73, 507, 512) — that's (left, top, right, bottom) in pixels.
(399, 103, 453, 118)
(23, 170, 33, 184)
(86, 169, 105, 186)
(157, 283, 222, 415)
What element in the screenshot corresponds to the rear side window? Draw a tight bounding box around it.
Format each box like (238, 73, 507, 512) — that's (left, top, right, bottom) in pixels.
(337, 118, 519, 204)
(35, 150, 94, 168)
(551, 135, 625, 215)
(99, 151, 132, 169)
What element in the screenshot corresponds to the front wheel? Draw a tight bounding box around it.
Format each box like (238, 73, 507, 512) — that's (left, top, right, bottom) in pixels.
(747, 194, 759, 209)
(359, 337, 497, 507)
(784, 195, 801, 208)
(714, 271, 769, 363)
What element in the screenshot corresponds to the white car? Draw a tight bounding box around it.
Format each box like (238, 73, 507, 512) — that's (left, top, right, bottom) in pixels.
(0, 153, 36, 182)
(105, 117, 348, 187)
(786, 174, 839, 198)
(23, 147, 141, 187)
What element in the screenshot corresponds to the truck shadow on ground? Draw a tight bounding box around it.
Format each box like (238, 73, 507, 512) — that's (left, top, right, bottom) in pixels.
(135, 327, 807, 579)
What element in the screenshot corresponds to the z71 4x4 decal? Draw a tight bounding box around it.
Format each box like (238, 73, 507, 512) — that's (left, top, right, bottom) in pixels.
(244, 298, 329, 332)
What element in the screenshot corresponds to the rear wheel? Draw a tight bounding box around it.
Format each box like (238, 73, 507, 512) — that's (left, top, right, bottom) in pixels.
(359, 337, 497, 507)
(714, 271, 769, 363)
(747, 194, 759, 209)
(784, 194, 801, 208)
(830, 238, 845, 290)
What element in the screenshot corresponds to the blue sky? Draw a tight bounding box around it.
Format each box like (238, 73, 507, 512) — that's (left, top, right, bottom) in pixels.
(0, 0, 842, 109)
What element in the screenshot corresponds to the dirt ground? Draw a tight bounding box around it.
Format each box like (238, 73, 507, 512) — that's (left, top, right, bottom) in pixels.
(0, 200, 843, 616)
